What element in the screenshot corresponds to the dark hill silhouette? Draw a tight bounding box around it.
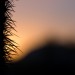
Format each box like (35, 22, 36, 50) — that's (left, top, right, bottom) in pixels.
(7, 41, 75, 74)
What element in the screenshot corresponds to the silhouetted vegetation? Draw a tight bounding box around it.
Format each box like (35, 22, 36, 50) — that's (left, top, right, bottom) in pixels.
(0, 0, 19, 65)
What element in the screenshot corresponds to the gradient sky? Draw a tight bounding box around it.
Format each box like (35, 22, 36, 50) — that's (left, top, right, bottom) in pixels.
(11, 0, 75, 61)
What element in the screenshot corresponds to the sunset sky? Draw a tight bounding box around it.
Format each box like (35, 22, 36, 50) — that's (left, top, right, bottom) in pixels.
(11, 0, 75, 61)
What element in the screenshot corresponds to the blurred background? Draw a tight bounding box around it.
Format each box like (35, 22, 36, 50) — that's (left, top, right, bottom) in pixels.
(10, 0, 75, 62)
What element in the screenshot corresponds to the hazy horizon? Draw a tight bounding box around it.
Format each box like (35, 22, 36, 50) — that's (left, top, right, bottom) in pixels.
(11, 0, 75, 62)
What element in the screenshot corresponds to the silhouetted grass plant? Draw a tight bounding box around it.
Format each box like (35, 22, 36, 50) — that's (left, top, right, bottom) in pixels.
(0, 0, 20, 63)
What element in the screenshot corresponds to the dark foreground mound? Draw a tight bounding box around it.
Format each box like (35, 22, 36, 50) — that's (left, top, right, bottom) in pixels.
(7, 42, 75, 74)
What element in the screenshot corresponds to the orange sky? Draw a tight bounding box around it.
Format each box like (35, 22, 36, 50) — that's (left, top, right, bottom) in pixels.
(11, 0, 75, 62)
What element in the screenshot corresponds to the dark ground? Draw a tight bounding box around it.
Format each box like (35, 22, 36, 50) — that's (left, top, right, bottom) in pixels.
(6, 41, 75, 74)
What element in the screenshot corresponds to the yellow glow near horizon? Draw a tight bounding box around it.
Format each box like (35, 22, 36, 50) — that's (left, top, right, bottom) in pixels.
(11, 0, 75, 62)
